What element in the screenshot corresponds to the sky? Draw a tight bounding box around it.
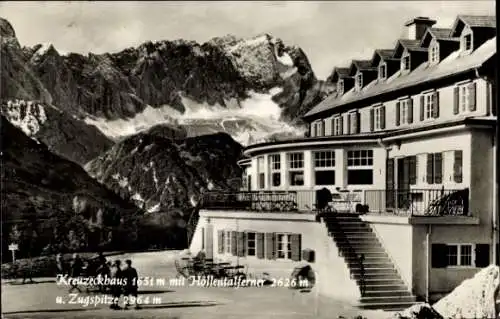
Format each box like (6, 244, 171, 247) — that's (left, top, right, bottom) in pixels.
(0, 1, 495, 79)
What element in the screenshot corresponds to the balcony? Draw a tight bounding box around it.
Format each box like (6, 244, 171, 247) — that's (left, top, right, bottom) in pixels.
(363, 188, 470, 216)
(201, 190, 364, 213)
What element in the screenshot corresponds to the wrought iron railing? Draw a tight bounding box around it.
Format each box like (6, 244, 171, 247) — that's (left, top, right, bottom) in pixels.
(363, 187, 470, 216)
(201, 191, 299, 212)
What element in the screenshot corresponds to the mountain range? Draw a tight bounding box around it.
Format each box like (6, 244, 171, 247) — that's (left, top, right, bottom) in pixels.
(0, 16, 332, 254)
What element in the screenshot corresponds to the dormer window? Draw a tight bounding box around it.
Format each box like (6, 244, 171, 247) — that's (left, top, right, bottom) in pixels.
(355, 73, 363, 90)
(462, 33, 472, 52)
(378, 64, 387, 80)
(429, 43, 440, 64)
(401, 55, 410, 71)
(337, 80, 344, 95)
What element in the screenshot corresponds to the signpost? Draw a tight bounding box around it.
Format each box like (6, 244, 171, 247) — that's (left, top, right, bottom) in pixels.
(9, 243, 18, 263)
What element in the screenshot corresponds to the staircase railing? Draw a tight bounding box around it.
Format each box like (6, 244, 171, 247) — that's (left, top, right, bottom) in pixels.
(321, 213, 365, 296)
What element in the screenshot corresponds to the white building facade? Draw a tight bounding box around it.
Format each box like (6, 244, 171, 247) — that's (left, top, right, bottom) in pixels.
(190, 15, 497, 309)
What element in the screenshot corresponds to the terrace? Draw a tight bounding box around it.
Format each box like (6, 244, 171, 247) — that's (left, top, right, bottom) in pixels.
(200, 187, 470, 217)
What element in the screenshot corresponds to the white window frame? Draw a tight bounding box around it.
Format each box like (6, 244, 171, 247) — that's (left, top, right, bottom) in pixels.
(276, 233, 293, 260)
(456, 83, 475, 114)
(429, 43, 440, 64)
(241, 167, 248, 190)
(356, 73, 363, 90)
(337, 80, 344, 95)
(347, 150, 374, 168)
(378, 63, 387, 80)
(288, 152, 304, 186)
(462, 33, 473, 52)
(401, 55, 410, 71)
(333, 116, 342, 136)
(224, 230, 232, 254)
(399, 98, 410, 125)
(246, 232, 256, 257)
(374, 106, 384, 130)
(349, 111, 358, 134)
(314, 150, 335, 169)
(269, 154, 281, 187)
(447, 243, 475, 267)
(423, 92, 435, 120)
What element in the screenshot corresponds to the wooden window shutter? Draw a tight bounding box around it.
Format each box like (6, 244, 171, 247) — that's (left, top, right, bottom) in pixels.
(346, 114, 351, 134)
(201, 227, 205, 250)
(426, 153, 434, 184)
(355, 112, 361, 134)
(453, 86, 460, 115)
(231, 231, 238, 256)
(468, 82, 477, 111)
(290, 234, 302, 261)
(409, 156, 417, 185)
(218, 230, 224, 254)
(369, 108, 374, 132)
(322, 120, 326, 136)
(420, 95, 425, 121)
(339, 116, 344, 135)
(475, 244, 490, 267)
(407, 98, 413, 124)
(237, 232, 245, 257)
(453, 150, 463, 183)
(431, 244, 448, 268)
(432, 91, 440, 118)
(380, 106, 386, 129)
(434, 153, 443, 184)
(256, 232, 265, 259)
(265, 232, 275, 260)
(395, 102, 401, 126)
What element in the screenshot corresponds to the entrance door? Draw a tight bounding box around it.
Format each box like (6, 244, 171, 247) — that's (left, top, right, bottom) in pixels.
(386, 158, 395, 210)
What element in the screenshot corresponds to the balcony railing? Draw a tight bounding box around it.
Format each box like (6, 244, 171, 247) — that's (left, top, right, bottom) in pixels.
(201, 191, 299, 212)
(201, 190, 364, 213)
(363, 188, 470, 216)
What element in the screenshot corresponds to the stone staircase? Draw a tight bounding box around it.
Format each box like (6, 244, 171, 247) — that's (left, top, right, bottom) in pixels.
(322, 213, 419, 311)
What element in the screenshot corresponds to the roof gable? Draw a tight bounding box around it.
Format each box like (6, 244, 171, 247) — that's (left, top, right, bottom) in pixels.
(328, 67, 350, 82)
(421, 28, 455, 47)
(349, 60, 376, 76)
(394, 39, 427, 58)
(371, 49, 395, 66)
(451, 15, 496, 36)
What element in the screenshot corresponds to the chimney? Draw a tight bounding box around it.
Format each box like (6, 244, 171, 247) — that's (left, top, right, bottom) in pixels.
(404, 17, 436, 40)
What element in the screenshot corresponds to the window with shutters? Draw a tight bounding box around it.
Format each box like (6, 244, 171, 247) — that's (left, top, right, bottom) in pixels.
(379, 63, 387, 80)
(401, 55, 410, 71)
(224, 230, 232, 254)
(356, 73, 363, 90)
(462, 33, 472, 52)
(333, 116, 343, 135)
(396, 98, 413, 126)
(241, 168, 248, 191)
(269, 154, 281, 187)
(246, 232, 256, 256)
(337, 80, 344, 95)
(374, 106, 385, 130)
(314, 150, 335, 186)
(257, 156, 265, 189)
(454, 82, 477, 115)
(426, 152, 443, 184)
(288, 152, 304, 186)
(429, 42, 440, 64)
(421, 91, 439, 121)
(347, 150, 374, 185)
(313, 121, 325, 137)
(433, 243, 486, 268)
(276, 233, 293, 259)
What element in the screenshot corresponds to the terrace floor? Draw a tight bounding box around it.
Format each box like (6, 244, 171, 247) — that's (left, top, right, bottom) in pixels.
(2, 251, 391, 319)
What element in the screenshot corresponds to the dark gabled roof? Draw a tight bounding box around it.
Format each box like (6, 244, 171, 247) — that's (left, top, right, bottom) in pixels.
(399, 39, 428, 52)
(371, 49, 397, 67)
(451, 15, 496, 36)
(304, 36, 495, 119)
(334, 67, 350, 78)
(349, 60, 377, 75)
(430, 28, 452, 39)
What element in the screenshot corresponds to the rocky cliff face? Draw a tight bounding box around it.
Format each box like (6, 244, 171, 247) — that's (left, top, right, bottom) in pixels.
(1, 17, 328, 156)
(85, 132, 243, 219)
(0, 116, 141, 256)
